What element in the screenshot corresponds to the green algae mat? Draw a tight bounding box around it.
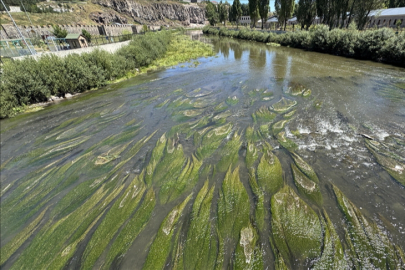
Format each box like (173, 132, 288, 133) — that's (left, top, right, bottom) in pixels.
(1, 35, 405, 270)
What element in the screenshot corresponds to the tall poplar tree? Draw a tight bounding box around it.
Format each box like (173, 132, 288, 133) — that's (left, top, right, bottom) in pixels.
(206, 1, 219, 26)
(232, 0, 243, 28)
(249, 0, 259, 28)
(297, 0, 316, 29)
(275, 0, 295, 30)
(354, 0, 385, 29)
(219, 1, 230, 26)
(258, 0, 270, 29)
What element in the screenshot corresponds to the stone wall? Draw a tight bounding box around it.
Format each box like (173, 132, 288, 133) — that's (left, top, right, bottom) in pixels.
(0, 24, 143, 39)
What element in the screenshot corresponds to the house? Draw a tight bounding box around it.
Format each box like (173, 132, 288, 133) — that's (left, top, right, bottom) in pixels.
(64, 33, 88, 49)
(265, 16, 279, 29)
(239, 16, 251, 26)
(368, 7, 405, 28)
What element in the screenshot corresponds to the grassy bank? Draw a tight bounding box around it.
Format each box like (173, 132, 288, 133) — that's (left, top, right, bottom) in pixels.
(0, 31, 214, 119)
(203, 25, 405, 67)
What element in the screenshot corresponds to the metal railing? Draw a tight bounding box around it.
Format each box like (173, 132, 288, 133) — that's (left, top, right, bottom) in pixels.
(87, 34, 139, 47)
(0, 33, 146, 57)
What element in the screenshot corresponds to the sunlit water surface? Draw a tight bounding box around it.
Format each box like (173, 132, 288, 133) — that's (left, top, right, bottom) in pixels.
(1, 33, 405, 270)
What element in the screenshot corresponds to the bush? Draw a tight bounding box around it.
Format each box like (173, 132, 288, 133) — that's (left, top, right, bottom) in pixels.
(82, 29, 92, 43)
(202, 26, 404, 66)
(381, 31, 405, 64)
(355, 28, 395, 60)
(311, 25, 330, 52)
(52, 25, 67, 38)
(0, 31, 172, 118)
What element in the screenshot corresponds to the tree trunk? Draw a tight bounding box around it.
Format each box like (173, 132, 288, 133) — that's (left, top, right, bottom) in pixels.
(347, 0, 356, 28)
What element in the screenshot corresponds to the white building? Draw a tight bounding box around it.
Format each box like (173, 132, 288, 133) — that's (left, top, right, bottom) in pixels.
(278, 7, 404, 29)
(368, 7, 405, 28)
(239, 16, 251, 26)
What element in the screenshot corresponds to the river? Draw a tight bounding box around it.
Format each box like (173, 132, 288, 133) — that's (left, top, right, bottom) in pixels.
(1, 32, 405, 269)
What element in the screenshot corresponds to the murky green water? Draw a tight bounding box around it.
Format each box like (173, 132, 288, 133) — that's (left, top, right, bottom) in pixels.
(1, 33, 405, 269)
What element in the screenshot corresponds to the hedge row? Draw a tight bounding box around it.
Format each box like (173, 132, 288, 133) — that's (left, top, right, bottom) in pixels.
(0, 31, 172, 118)
(203, 25, 405, 66)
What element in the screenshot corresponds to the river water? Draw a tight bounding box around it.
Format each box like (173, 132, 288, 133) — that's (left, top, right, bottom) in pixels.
(1, 33, 405, 269)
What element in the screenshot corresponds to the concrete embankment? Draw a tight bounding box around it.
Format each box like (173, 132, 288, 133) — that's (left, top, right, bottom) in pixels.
(13, 40, 131, 60)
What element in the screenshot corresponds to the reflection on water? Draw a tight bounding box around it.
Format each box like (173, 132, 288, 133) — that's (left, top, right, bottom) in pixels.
(1, 33, 405, 270)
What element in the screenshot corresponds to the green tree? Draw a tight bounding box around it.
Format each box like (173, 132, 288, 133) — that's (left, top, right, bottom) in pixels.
(258, 0, 270, 29)
(297, 0, 316, 30)
(0, 2, 10, 11)
(52, 25, 67, 38)
(206, 1, 219, 26)
(275, 0, 294, 31)
(249, 0, 260, 28)
(232, 0, 243, 28)
(354, 0, 385, 29)
(241, 3, 250, 16)
(82, 29, 92, 43)
(219, 1, 229, 26)
(386, 0, 405, 7)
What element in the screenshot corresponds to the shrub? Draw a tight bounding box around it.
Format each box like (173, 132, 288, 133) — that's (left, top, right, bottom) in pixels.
(202, 26, 403, 66)
(82, 29, 92, 43)
(52, 25, 67, 38)
(381, 31, 405, 64)
(311, 25, 330, 52)
(355, 28, 395, 60)
(0, 31, 172, 118)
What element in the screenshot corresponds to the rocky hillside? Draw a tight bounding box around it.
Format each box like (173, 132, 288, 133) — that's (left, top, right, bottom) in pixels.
(92, 0, 206, 26)
(0, 1, 206, 27)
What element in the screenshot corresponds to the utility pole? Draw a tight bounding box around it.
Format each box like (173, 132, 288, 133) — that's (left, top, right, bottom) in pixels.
(0, 0, 35, 55)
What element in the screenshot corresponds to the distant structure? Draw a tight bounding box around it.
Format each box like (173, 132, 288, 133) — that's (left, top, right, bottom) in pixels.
(266, 7, 405, 29)
(368, 7, 405, 28)
(239, 16, 251, 26)
(0, 24, 160, 40)
(65, 33, 88, 49)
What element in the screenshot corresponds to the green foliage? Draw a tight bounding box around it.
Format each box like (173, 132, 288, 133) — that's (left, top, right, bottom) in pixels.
(271, 185, 322, 267)
(0, 31, 172, 118)
(217, 167, 250, 268)
(232, 0, 242, 27)
(218, 1, 229, 26)
(0, 1, 10, 11)
(52, 25, 68, 38)
(206, 1, 219, 26)
(183, 181, 217, 269)
(333, 184, 404, 268)
(249, 0, 259, 28)
(297, 0, 316, 30)
(258, 0, 270, 29)
(143, 194, 192, 270)
(81, 29, 91, 43)
(275, 0, 295, 30)
(202, 26, 405, 66)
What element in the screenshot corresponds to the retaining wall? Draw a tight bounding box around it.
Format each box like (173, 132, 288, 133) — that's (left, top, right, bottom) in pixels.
(13, 40, 131, 60)
(0, 24, 153, 39)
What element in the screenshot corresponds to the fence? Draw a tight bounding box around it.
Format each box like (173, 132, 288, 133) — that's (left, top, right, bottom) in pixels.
(87, 34, 139, 47)
(0, 33, 144, 57)
(0, 39, 37, 57)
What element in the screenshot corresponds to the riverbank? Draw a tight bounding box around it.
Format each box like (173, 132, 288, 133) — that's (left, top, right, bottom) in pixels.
(0, 31, 214, 119)
(203, 25, 405, 67)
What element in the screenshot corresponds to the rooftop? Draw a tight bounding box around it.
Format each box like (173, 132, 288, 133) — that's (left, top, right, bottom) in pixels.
(369, 7, 405, 17)
(65, 33, 82, 39)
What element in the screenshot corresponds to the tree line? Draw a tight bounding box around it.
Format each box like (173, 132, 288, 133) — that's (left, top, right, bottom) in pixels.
(205, 0, 270, 29)
(205, 0, 405, 31)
